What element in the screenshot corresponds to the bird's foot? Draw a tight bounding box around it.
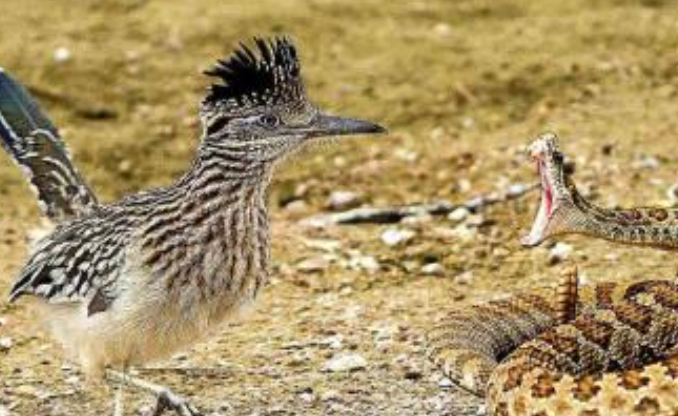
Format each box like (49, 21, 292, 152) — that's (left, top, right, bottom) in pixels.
(150, 388, 203, 416)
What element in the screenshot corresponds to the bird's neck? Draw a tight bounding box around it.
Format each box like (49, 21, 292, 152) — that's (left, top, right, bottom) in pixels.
(177, 137, 274, 202)
(137, 135, 273, 297)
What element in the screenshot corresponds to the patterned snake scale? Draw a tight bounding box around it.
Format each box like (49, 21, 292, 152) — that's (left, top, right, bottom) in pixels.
(428, 270, 678, 416)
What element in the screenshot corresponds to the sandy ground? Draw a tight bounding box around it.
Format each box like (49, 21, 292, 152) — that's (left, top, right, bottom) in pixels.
(2, 0, 678, 415)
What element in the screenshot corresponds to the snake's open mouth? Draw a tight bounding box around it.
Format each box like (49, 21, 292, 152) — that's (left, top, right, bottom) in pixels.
(521, 134, 562, 247)
(522, 158, 554, 247)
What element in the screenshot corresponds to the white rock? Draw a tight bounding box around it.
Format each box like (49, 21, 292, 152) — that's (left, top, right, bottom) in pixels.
(348, 254, 380, 274)
(321, 390, 341, 402)
(461, 117, 475, 129)
(548, 242, 573, 264)
(507, 183, 532, 196)
(284, 200, 308, 214)
(466, 214, 486, 227)
(304, 238, 342, 252)
(438, 377, 453, 388)
(632, 154, 660, 170)
(319, 335, 343, 350)
(394, 148, 419, 162)
(401, 213, 433, 225)
(454, 271, 474, 285)
(65, 375, 80, 385)
(458, 179, 472, 193)
(447, 207, 470, 222)
(667, 183, 678, 205)
(340, 304, 364, 321)
(15, 384, 38, 397)
(0, 405, 8, 416)
(604, 252, 620, 262)
(299, 391, 315, 403)
(326, 190, 361, 211)
(53, 47, 71, 63)
(333, 156, 347, 168)
(296, 257, 330, 273)
(449, 224, 477, 241)
(381, 228, 415, 246)
(323, 354, 367, 372)
(421, 263, 445, 276)
(0, 337, 13, 351)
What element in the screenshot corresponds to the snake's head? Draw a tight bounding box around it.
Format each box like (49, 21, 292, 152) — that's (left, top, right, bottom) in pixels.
(522, 133, 580, 247)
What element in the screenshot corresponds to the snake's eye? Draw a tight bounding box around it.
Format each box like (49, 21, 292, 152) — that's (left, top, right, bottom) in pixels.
(259, 114, 280, 128)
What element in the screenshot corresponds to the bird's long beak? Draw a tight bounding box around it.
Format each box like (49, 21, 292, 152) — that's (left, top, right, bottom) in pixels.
(307, 113, 386, 138)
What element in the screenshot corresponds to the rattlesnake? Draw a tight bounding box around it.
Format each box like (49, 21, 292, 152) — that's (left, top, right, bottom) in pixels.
(428, 134, 678, 415)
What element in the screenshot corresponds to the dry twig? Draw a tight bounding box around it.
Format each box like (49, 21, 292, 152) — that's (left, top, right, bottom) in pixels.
(301, 183, 537, 227)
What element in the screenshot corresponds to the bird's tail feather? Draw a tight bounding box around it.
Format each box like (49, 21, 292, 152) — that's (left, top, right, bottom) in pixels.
(0, 67, 97, 222)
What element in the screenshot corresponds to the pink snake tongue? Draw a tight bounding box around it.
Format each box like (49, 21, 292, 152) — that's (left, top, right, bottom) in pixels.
(521, 159, 553, 247)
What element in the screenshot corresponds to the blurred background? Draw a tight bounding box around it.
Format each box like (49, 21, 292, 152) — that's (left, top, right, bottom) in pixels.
(1, 0, 678, 414)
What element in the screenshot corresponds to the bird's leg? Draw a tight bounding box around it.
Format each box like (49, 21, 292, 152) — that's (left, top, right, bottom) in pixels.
(113, 371, 126, 416)
(106, 370, 203, 416)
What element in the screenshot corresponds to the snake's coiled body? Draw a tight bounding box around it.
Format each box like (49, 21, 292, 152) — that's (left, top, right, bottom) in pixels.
(428, 278, 678, 416)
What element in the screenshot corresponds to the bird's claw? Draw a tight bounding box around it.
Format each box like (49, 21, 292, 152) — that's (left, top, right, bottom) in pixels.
(150, 388, 204, 416)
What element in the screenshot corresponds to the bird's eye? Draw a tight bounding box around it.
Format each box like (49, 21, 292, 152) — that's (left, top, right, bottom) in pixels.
(259, 114, 280, 128)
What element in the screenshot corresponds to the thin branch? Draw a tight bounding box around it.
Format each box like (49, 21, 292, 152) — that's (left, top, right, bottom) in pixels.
(301, 183, 537, 227)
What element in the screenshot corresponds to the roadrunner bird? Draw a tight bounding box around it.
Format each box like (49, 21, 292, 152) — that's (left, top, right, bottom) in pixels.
(1, 37, 385, 415)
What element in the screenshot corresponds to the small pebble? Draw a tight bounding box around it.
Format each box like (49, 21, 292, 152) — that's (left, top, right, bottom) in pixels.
(321, 390, 341, 402)
(457, 179, 472, 193)
(632, 154, 659, 170)
(404, 367, 423, 380)
(380, 228, 415, 246)
(16, 384, 38, 397)
(454, 271, 474, 285)
(323, 353, 367, 372)
(305, 239, 342, 252)
(421, 263, 445, 276)
(326, 191, 362, 211)
(319, 335, 343, 350)
(667, 184, 678, 205)
(401, 214, 432, 225)
(393, 148, 419, 162)
(466, 214, 486, 227)
(348, 254, 380, 273)
(0, 337, 13, 352)
(461, 117, 475, 129)
(65, 375, 80, 385)
(299, 391, 315, 403)
(548, 242, 573, 265)
(53, 47, 71, 63)
(447, 207, 470, 222)
(372, 324, 398, 342)
(449, 224, 477, 241)
(296, 257, 330, 273)
(171, 352, 189, 362)
(284, 200, 309, 214)
(438, 377, 453, 388)
(507, 183, 532, 196)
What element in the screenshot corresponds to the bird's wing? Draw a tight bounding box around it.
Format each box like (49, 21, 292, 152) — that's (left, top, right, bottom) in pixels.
(8, 212, 128, 315)
(0, 67, 98, 223)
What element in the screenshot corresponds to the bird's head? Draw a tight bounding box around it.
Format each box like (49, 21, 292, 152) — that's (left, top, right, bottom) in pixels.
(199, 37, 385, 165)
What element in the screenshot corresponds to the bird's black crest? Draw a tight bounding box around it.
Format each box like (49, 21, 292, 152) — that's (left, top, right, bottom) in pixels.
(203, 37, 305, 110)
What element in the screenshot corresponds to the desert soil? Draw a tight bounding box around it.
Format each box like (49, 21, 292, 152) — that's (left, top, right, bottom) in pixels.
(2, 0, 678, 415)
